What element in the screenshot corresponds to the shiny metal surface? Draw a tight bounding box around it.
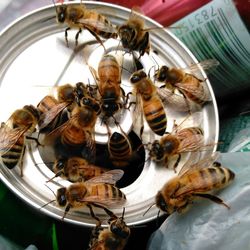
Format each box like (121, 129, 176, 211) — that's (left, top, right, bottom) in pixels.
(0, 1, 219, 227)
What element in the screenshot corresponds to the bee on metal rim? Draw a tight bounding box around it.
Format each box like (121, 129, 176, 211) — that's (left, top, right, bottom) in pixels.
(155, 153, 235, 216)
(44, 104, 97, 162)
(148, 112, 215, 172)
(37, 82, 90, 132)
(117, 7, 150, 58)
(42, 169, 126, 222)
(88, 207, 130, 250)
(154, 59, 220, 109)
(37, 95, 68, 133)
(47, 156, 108, 183)
(54, 0, 117, 47)
(0, 105, 39, 176)
(129, 69, 167, 137)
(89, 54, 126, 125)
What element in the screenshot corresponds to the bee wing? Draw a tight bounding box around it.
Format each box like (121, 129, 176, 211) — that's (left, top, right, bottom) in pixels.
(46, 119, 68, 138)
(78, 163, 108, 172)
(85, 169, 124, 185)
(82, 131, 96, 164)
(76, 18, 117, 34)
(156, 87, 190, 112)
(175, 79, 212, 102)
(178, 152, 220, 176)
(132, 94, 144, 133)
(174, 170, 216, 198)
(47, 113, 79, 137)
(174, 112, 203, 133)
(181, 59, 220, 75)
(0, 126, 26, 155)
(38, 102, 69, 130)
(79, 195, 126, 208)
(177, 134, 204, 153)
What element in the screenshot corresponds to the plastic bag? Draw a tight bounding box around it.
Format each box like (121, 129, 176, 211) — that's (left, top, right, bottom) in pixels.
(147, 152, 250, 250)
(0, 235, 38, 250)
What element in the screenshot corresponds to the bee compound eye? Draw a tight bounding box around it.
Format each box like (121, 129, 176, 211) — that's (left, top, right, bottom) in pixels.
(130, 74, 141, 83)
(57, 160, 65, 170)
(57, 188, 67, 206)
(156, 192, 168, 212)
(81, 97, 90, 106)
(110, 222, 129, 239)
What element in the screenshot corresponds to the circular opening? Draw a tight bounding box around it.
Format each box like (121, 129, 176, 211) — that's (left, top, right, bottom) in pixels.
(37, 129, 145, 188)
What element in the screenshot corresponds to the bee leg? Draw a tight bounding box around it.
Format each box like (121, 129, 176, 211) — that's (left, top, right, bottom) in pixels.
(92, 203, 116, 220)
(140, 124, 144, 140)
(75, 28, 82, 47)
(62, 204, 71, 220)
(87, 204, 101, 223)
(173, 154, 181, 173)
(193, 193, 230, 209)
(65, 27, 71, 47)
(25, 135, 43, 147)
(125, 92, 133, 109)
(85, 28, 106, 52)
(19, 145, 26, 177)
(179, 90, 191, 114)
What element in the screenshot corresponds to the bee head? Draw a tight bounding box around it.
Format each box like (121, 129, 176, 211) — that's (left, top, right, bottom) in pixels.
(154, 65, 169, 82)
(155, 191, 169, 214)
(109, 218, 130, 239)
(101, 102, 120, 117)
(74, 82, 86, 102)
(118, 25, 137, 48)
(150, 141, 164, 161)
(130, 70, 147, 84)
(56, 187, 67, 207)
(56, 5, 67, 23)
(81, 97, 100, 114)
(54, 159, 66, 172)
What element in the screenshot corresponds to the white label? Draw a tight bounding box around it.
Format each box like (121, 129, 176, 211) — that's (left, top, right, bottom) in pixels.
(172, 0, 250, 96)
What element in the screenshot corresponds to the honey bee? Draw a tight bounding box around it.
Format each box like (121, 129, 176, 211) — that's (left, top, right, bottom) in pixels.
(88, 208, 130, 250)
(0, 105, 39, 176)
(108, 131, 132, 168)
(154, 59, 220, 107)
(90, 54, 125, 124)
(46, 104, 97, 161)
(156, 154, 235, 215)
(46, 169, 126, 221)
(129, 69, 167, 137)
(55, 1, 117, 47)
(48, 156, 107, 182)
(37, 83, 86, 132)
(149, 112, 212, 172)
(37, 95, 68, 133)
(117, 7, 150, 58)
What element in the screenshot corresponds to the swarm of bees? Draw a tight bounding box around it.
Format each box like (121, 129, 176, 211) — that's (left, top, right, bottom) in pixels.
(0, 1, 235, 249)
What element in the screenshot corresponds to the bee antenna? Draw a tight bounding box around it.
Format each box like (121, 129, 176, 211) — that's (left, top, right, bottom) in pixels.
(120, 65, 133, 75)
(44, 184, 57, 198)
(40, 199, 56, 210)
(150, 53, 159, 70)
(143, 203, 156, 216)
(46, 171, 63, 183)
(121, 207, 126, 219)
(148, 65, 156, 78)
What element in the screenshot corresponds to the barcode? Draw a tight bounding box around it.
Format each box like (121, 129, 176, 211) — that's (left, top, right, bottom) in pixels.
(172, 0, 250, 97)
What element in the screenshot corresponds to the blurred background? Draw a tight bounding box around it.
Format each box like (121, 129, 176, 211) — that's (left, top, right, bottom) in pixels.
(0, 0, 249, 249)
